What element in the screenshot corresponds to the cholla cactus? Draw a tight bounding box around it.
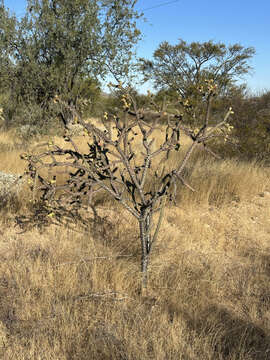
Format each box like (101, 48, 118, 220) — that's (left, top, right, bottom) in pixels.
(22, 82, 233, 290)
(16, 125, 40, 141)
(65, 123, 85, 136)
(0, 171, 24, 203)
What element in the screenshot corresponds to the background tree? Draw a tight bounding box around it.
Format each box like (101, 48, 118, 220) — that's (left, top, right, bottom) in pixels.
(0, 0, 141, 129)
(0, 1, 17, 114)
(139, 39, 255, 125)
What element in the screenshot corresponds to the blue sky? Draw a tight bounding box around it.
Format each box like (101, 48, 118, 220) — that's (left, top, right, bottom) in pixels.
(4, 0, 270, 93)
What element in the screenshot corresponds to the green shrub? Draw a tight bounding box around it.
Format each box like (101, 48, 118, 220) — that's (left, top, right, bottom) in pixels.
(206, 89, 270, 164)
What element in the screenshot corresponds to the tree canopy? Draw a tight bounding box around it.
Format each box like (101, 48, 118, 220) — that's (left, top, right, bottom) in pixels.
(0, 0, 141, 127)
(140, 39, 255, 98)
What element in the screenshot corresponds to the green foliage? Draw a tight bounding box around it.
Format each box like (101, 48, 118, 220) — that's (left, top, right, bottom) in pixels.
(139, 39, 255, 125)
(207, 88, 270, 163)
(96, 86, 150, 116)
(68, 77, 101, 118)
(231, 91, 270, 163)
(0, 1, 16, 85)
(154, 88, 179, 105)
(0, 0, 141, 129)
(140, 39, 255, 96)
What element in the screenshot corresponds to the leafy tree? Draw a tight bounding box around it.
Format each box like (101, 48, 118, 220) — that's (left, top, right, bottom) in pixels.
(0, 2, 16, 93)
(139, 39, 255, 125)
(0, 0, 141, 128)
(140, 39, 255, 96)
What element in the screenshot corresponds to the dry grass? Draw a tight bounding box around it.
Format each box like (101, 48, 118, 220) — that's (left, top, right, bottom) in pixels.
(0, 127, 270, 359)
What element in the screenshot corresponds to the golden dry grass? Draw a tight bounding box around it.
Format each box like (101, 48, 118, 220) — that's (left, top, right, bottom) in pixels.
(0, 126, 270, 359)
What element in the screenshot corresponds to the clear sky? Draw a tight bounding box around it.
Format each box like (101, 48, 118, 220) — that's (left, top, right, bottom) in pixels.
(4, 0, 270, 93)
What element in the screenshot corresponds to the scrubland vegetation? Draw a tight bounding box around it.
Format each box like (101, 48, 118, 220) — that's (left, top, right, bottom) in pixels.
(1, 0, 270, 359)
(0, 125, 270, 359)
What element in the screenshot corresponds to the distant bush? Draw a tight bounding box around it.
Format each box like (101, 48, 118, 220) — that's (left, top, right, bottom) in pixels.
(95, 87, 150, 116)
(233, 91, 270, 163)
(210, 90, 270, 163)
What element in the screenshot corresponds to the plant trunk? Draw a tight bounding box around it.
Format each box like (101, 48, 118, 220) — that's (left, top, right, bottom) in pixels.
(139, 212, 151, 291)
(139, 200, 166, 292)
(60, 99, 76, 129)
(141, 252, 149, 291)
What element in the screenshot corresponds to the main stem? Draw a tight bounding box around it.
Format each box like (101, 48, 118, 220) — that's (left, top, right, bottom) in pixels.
(139, 211, 151, 291)
(139, 200, 166, 292)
